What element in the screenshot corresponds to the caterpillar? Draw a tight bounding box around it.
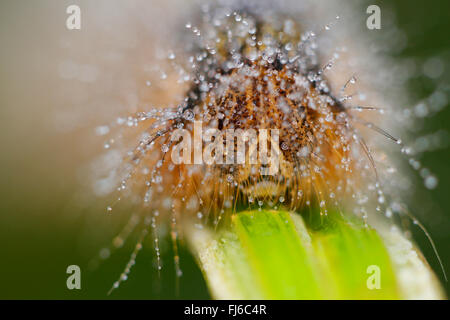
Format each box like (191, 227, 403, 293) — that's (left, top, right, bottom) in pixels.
(87, 0, 446, 295)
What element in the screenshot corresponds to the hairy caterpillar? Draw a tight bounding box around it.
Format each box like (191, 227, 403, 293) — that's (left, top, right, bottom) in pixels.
(85, 0, 446, 295)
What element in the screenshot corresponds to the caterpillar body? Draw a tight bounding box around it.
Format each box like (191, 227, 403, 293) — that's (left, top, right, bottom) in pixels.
(85, 0, 446, 295)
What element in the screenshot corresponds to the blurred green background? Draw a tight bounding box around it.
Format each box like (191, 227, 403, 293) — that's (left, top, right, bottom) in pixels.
(0, 0, 448, 299)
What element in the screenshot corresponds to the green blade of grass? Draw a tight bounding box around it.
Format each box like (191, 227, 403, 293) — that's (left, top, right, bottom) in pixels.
(188, 209, 444, 299)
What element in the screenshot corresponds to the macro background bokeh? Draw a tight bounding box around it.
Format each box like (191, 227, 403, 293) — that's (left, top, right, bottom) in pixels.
(0, 0, 448, 299)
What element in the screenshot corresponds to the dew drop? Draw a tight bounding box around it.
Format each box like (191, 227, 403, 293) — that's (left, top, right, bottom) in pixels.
(168, 51, 176, 60)
(183, 109, 195, 121)
(161, 144, 170, 153)
(424, 175, 438, 190)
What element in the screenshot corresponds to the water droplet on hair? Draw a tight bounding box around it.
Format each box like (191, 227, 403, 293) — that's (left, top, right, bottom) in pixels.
(424, 175, 438, 190)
